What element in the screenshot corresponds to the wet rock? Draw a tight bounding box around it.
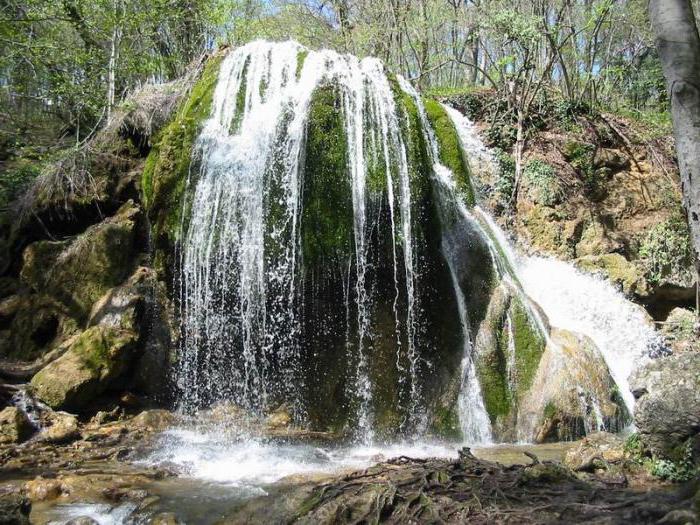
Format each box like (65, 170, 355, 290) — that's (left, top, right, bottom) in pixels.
(266, 404, 292, 430)
(131, 410, 176, 432)
(30, 324, 138, 410)
(660, 308, 699, 354)
(20, 201, 140, 321)
(519, 329, 628, 443)
(38, 411, 79, 443)
(149, 512, 183, 525)
(630, 352, 700, 463)
(0, 407, 34, 444)
(0, 487, 30, 525)
(575, 253, 649, 297)
(65, 517, 99, 525)
(563, 432, 626, 472)
(23, 476, 64, 501)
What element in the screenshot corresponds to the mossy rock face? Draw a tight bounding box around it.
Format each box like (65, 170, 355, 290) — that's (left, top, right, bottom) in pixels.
(20, 201, 139, 322)
(0, 293, 77, 361)
(30, 324, 137, 410)
(520, 328, 629, 443)
(141, 51, 225, 272)
(472, 282, 548, 441)
(0, 407, 34, 444)
(423, 98, 475, 206)
(576, 253, 649, 297)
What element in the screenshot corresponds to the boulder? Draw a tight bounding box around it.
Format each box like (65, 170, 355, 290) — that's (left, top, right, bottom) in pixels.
(88, 267, 175, 398)
(149, 513, 183, 525)
(563, 432, 626, 472)
(30, 324, 137, 410)
(131, 409, 176, 431)
(38, 411, 79, 443)
(518, 329, 628, 443)
(0, 488, 30, 525)
(266, 404, 293, 430)
(630, 353, 700, 463)
(20, 200, 140, 321)
(575, 219, 622, 257)
(575, 253, 649, 297)
(0, 407, 34, 444)
(23, 477, 64, 501)
(593, 149, 630, 172)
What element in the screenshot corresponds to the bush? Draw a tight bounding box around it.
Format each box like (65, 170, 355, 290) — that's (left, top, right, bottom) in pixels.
(493, 149, 515, 205)
(639, 214, 693, 286)
(0, 161, 41, 211)
(523, 159, 562, 206)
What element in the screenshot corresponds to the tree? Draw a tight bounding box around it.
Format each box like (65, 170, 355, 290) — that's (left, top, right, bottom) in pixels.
(648, 0, 700, 312)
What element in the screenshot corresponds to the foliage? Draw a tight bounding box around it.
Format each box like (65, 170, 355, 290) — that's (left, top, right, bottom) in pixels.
(493, 149, 516, 205)
(523, 159, 562, 207)
(624, 433, 698, 483)
(639, 214, 693, 286)
(0, 161, 41, 210)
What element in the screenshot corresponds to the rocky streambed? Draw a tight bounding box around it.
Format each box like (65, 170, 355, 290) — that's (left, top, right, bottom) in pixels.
(1, 408, 698, 524)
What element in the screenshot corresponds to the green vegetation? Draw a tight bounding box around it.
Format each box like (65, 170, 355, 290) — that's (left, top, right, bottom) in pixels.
(511, 299, 546, 397)
(300, 84, 353, 265)
(296, 50, 309, 80)
(625, 433, 698, 483)
(523, 159, 561, 207)
(639, 213, 693, 286)
(142, 53, 224, 241)
(0, 161, 41, 210)
(562, 141, 606, 199)
(423, 98, 475, 205)
(493, 149, 516, 205)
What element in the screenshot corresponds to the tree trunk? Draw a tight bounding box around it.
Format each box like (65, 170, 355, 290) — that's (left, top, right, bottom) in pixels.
(649, 0, 700, 313)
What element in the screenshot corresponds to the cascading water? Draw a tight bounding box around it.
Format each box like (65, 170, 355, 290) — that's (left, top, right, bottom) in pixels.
(174, 40, 470, 443)
(443, 103, 661, 419)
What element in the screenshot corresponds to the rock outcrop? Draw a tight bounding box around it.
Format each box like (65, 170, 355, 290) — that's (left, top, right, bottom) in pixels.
(0, 406, 33, 444)
(630, 352, 700, 463)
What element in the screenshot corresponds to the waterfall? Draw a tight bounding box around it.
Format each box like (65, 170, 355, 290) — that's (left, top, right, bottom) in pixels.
(176, 41, 448, 442)
(443, 103, 660, 416)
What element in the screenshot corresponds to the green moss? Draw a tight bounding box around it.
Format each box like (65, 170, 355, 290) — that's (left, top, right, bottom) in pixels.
(543, 401, 557, 420)
(511, 298, 546, 397)
(296, 50, 309, 80)
(423, 98, 475, 206)
(73, 326, 133, 376)
(476, 323, 512, 424)
(231, 55, 250, 134)
(301, 83, 353, 265)
(431, 405, 462, 440)
(142, 52, 224, 243)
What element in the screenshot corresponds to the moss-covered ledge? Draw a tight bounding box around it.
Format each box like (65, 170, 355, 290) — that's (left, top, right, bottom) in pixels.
(141, 50, 226, 251)
(423, 98, 476, 206)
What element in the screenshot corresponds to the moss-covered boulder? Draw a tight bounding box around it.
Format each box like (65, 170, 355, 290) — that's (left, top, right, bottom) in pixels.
(20, 201, 140, 321)
(30, 324, 137, 410)
(472, 281, 548, 441)
(519, 328, 628, 443)
(576, 253, 649, 297)
(0, 407, 34, 444)
(0, 294, 76, 361)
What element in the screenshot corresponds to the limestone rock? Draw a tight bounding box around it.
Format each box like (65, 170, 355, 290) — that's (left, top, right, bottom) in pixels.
(149, 512, 183, 525)
(593, 149, 630, 172)
(0, 488, 30, 525)
(66, 518, 100, 525)
(630, 353, 700, 462)
(23, 477, 64, 501)
(575, 220, 621, 257)
(519, 329, 628, 443)
(266, 404, 293, 430)
(38, 411, 79, 443)
(131, 409, 176, 431)
(575, 253, 648, 297)
(0, 407, 34, 444)
(20, 200, 140, 321)
(563, 432, 626, 472)
(30, 324, 137, 410)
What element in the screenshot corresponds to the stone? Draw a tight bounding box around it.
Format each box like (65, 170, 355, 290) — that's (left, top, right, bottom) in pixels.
(0, 407, 34, 444)
(131, 409, 176, 432)
(575, 253, 649, 297)
(38, 411, 79, 443)
(30, 324, 137, 410)
(630, 353, 700, 463)
(593, 149, 630, 172)
(149, 512, 183, 525)
(65, 518, 100, 525)
(23, 477, 64, 501)
(20, 201, 140, 321)
(266, 404, 292, 430)
(0, 488, 30, 525)
(575, 220, 621, 257)
(519, 329, 628, 443)
(563, 432, 626, 472)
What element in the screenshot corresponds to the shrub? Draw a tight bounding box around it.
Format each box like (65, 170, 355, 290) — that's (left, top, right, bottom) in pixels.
(493, 149, 515, 205)
(0, 161, 41, 211)
(523, 159, 562, 206)
(639, 214, 693, 286)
